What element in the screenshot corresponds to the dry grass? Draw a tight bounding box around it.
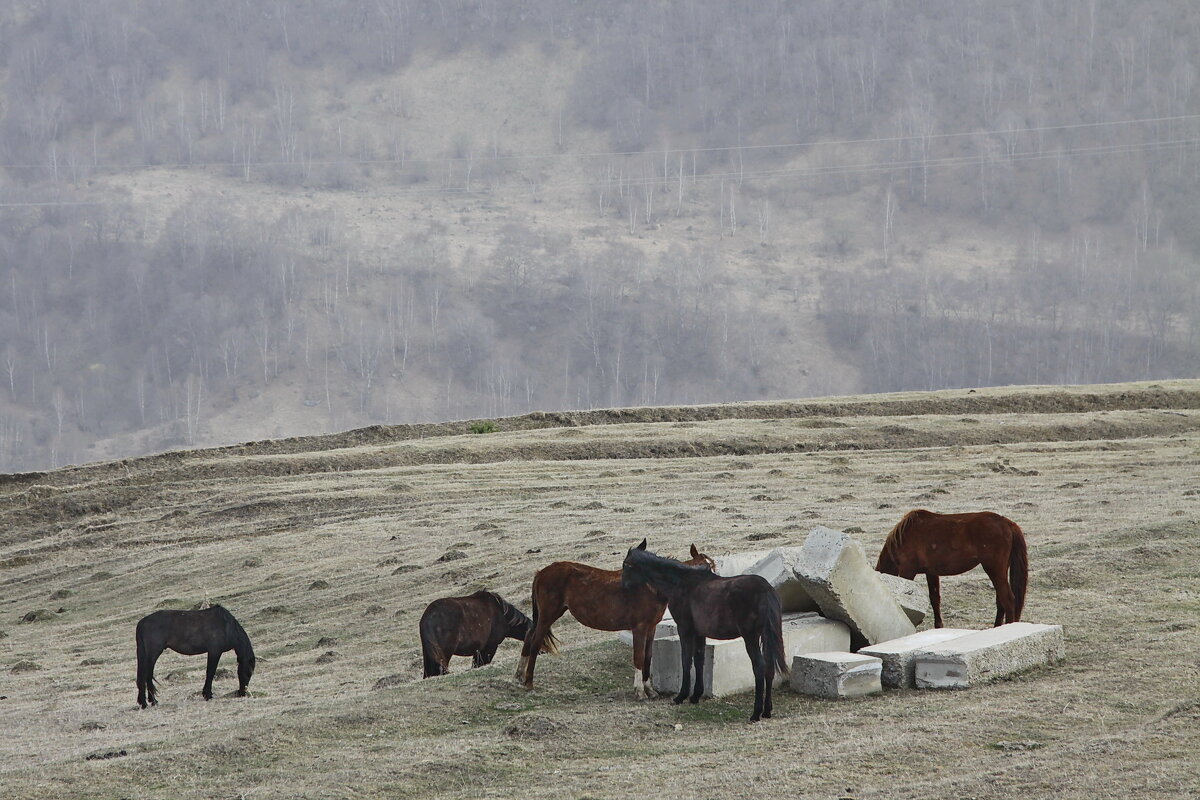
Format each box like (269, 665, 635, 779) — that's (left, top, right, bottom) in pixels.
(2, 379, 1199, 799)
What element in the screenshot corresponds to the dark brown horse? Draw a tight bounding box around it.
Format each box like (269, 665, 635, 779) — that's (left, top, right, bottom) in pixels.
(135, 605, 255, 709)
(621, 545, 789, 723)
(420, 590, 539, 677)
(517, 540, 715, 698)
(875, 509, 1029, 628)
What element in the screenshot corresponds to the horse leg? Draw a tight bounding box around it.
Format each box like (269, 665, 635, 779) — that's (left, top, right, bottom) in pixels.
(641, 634, 656, 699)
(630, 624, 654, 699)
(474, 642, 499, 668)
(744, 638, 765, 722)
(521, 604, 565, 689)
(202, 651, 221, 700)
(673, 632, 693, 705)
(689, 637, 706, 705)
(926, 574, 944, 628)
(982, 562, 1017, 626)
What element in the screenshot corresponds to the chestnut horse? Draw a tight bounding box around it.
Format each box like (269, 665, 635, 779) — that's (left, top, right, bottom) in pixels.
(420, 590, 540, 677)
(517, 539, 715, 698)
(621, 545, 789, 723)
(875, 509, 1028, 628)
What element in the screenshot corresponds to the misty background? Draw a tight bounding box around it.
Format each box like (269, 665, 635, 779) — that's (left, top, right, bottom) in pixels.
(0, 0, 1197, 472)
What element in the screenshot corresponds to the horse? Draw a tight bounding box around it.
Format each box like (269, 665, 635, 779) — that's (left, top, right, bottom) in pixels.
(875, 509, 1029, 628)
(620, 545, 788, 722)
(420, 590, 536, 677)
(135, 605, 255, 709)
(517, 539, 716, 699)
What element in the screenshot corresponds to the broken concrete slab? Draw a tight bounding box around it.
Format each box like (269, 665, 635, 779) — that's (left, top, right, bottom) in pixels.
(745, 547, 820, 613)
(617, 611, 678, 646)
(651, 613, 849, 697)
(875, 573, 932, 626)
(793, 527, 916, 649)
(913, 623, 1066, 689)
(713, 549, 775, 577)
(790, 652, 883, 699)
(859, 628, 977, 688)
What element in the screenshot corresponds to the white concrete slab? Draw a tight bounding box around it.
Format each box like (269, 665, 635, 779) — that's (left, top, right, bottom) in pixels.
(913, 622, 1066, 689)
(859, 628, 977, 688)
(651, 613, 850, 698)
(793, 527, 917, 648)
(790, 651, 883, 699)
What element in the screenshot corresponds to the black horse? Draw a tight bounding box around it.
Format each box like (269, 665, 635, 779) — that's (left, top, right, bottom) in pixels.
(621, 546, 789, 722)
(135, 605, 255, 709)
(420, 590, 535, 678)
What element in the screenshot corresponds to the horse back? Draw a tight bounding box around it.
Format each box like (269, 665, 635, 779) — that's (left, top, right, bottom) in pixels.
(421, 594, 506, 656)
(136, 607, 237, 656)
(895, 510, 1021, 572)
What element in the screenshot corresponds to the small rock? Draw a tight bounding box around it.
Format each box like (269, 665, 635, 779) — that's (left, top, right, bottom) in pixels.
(316, 637, 339, 648)
(503, 713, 567, 739)
(308, 580, 331, 590)
(80, 658, 104, 666)
(363, 605, 385, 616)
(85, 749, 127, 761)
(49, 589, 73, 600)
(19, 609, 55, 624)
(80, 721, 106, 732)
(436, 550, 467, 563)
(992, 740, 1043, 752)
(373, 674, 406, 690)
(11, 660, 41, 673)
(391, 565, 419, 575)
(315, 651, 341, 664)
(243, 558, 262, 568)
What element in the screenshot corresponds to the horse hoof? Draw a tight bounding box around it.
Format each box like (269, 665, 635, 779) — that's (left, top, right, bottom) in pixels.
(689, 697, 701, 705)
(748, 716, 761, 723)
(672, 696, 686, 705)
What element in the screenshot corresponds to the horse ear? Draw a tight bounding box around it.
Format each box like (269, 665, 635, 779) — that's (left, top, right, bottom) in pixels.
(690, 544, 700, 558)
(636, 538, 647, 550)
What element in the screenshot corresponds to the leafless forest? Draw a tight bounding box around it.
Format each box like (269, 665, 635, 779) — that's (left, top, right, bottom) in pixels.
(1, 1, 1197, 471)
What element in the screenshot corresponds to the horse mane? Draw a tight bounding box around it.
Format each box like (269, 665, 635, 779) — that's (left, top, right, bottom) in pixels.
(626, 547, 712, 588)
(211, 605, 255, 660)
(484, 591, 532, 630)
(881, 509, 927, 560)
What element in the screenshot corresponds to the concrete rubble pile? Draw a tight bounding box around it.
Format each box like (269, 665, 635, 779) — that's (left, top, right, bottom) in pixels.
(616, 526, 1064, 700)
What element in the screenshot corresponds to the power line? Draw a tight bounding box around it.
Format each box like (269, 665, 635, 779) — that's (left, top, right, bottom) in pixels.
(1, 112, 1197, 173)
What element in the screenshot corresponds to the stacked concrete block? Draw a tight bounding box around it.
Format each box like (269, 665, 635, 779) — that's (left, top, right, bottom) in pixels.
(858, 628, 977, 688)
(745, 547, 820, 613)
(651, 613, 850, 698)
(713, 549, 775, 577)
(793, 526, 917, 649)
(790, 652, 883, 699)
(875, 573, 933, 626)
(617, 611, 678, 646)
(912, 623, 1066, 689)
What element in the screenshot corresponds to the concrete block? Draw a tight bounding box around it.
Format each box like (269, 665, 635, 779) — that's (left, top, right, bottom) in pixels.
(651, 613, 850, 697)
(713, 549, 775, 577)
(793, 527, 917, 648)
(913, 623, 1066, 689)
(859, 628, 977, 688)
(790, 652, 883, 699)
(617, 611, 677, 646)
(876, 573, 933, 626)
(745, 547, 819, 613)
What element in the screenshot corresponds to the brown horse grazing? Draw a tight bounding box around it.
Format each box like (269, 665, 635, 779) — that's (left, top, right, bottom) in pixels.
(875, 509, 1029, 628)
(420, 590, 538, 678)
(621, 545, 789, 723)
(517, 539, 716, 699)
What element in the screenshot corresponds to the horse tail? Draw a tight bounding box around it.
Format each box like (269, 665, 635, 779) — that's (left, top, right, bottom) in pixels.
(530, 600, 561, 655)
(135, 621, 156, 694)
(760, 589, 789, 677)
(1008, 521, 1029, 622)
(419, 613, 447, 678)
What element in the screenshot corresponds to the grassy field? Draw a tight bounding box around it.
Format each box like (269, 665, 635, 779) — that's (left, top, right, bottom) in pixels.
(2, 379, 1199, 799)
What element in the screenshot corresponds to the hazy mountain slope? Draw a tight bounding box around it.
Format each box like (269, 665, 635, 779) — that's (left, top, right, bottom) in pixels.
(1, 2, 1197, 471)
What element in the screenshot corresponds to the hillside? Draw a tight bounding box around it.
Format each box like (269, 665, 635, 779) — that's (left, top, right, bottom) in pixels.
(2, 379, 1199, 798)
(1, 1, 1198, 473)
